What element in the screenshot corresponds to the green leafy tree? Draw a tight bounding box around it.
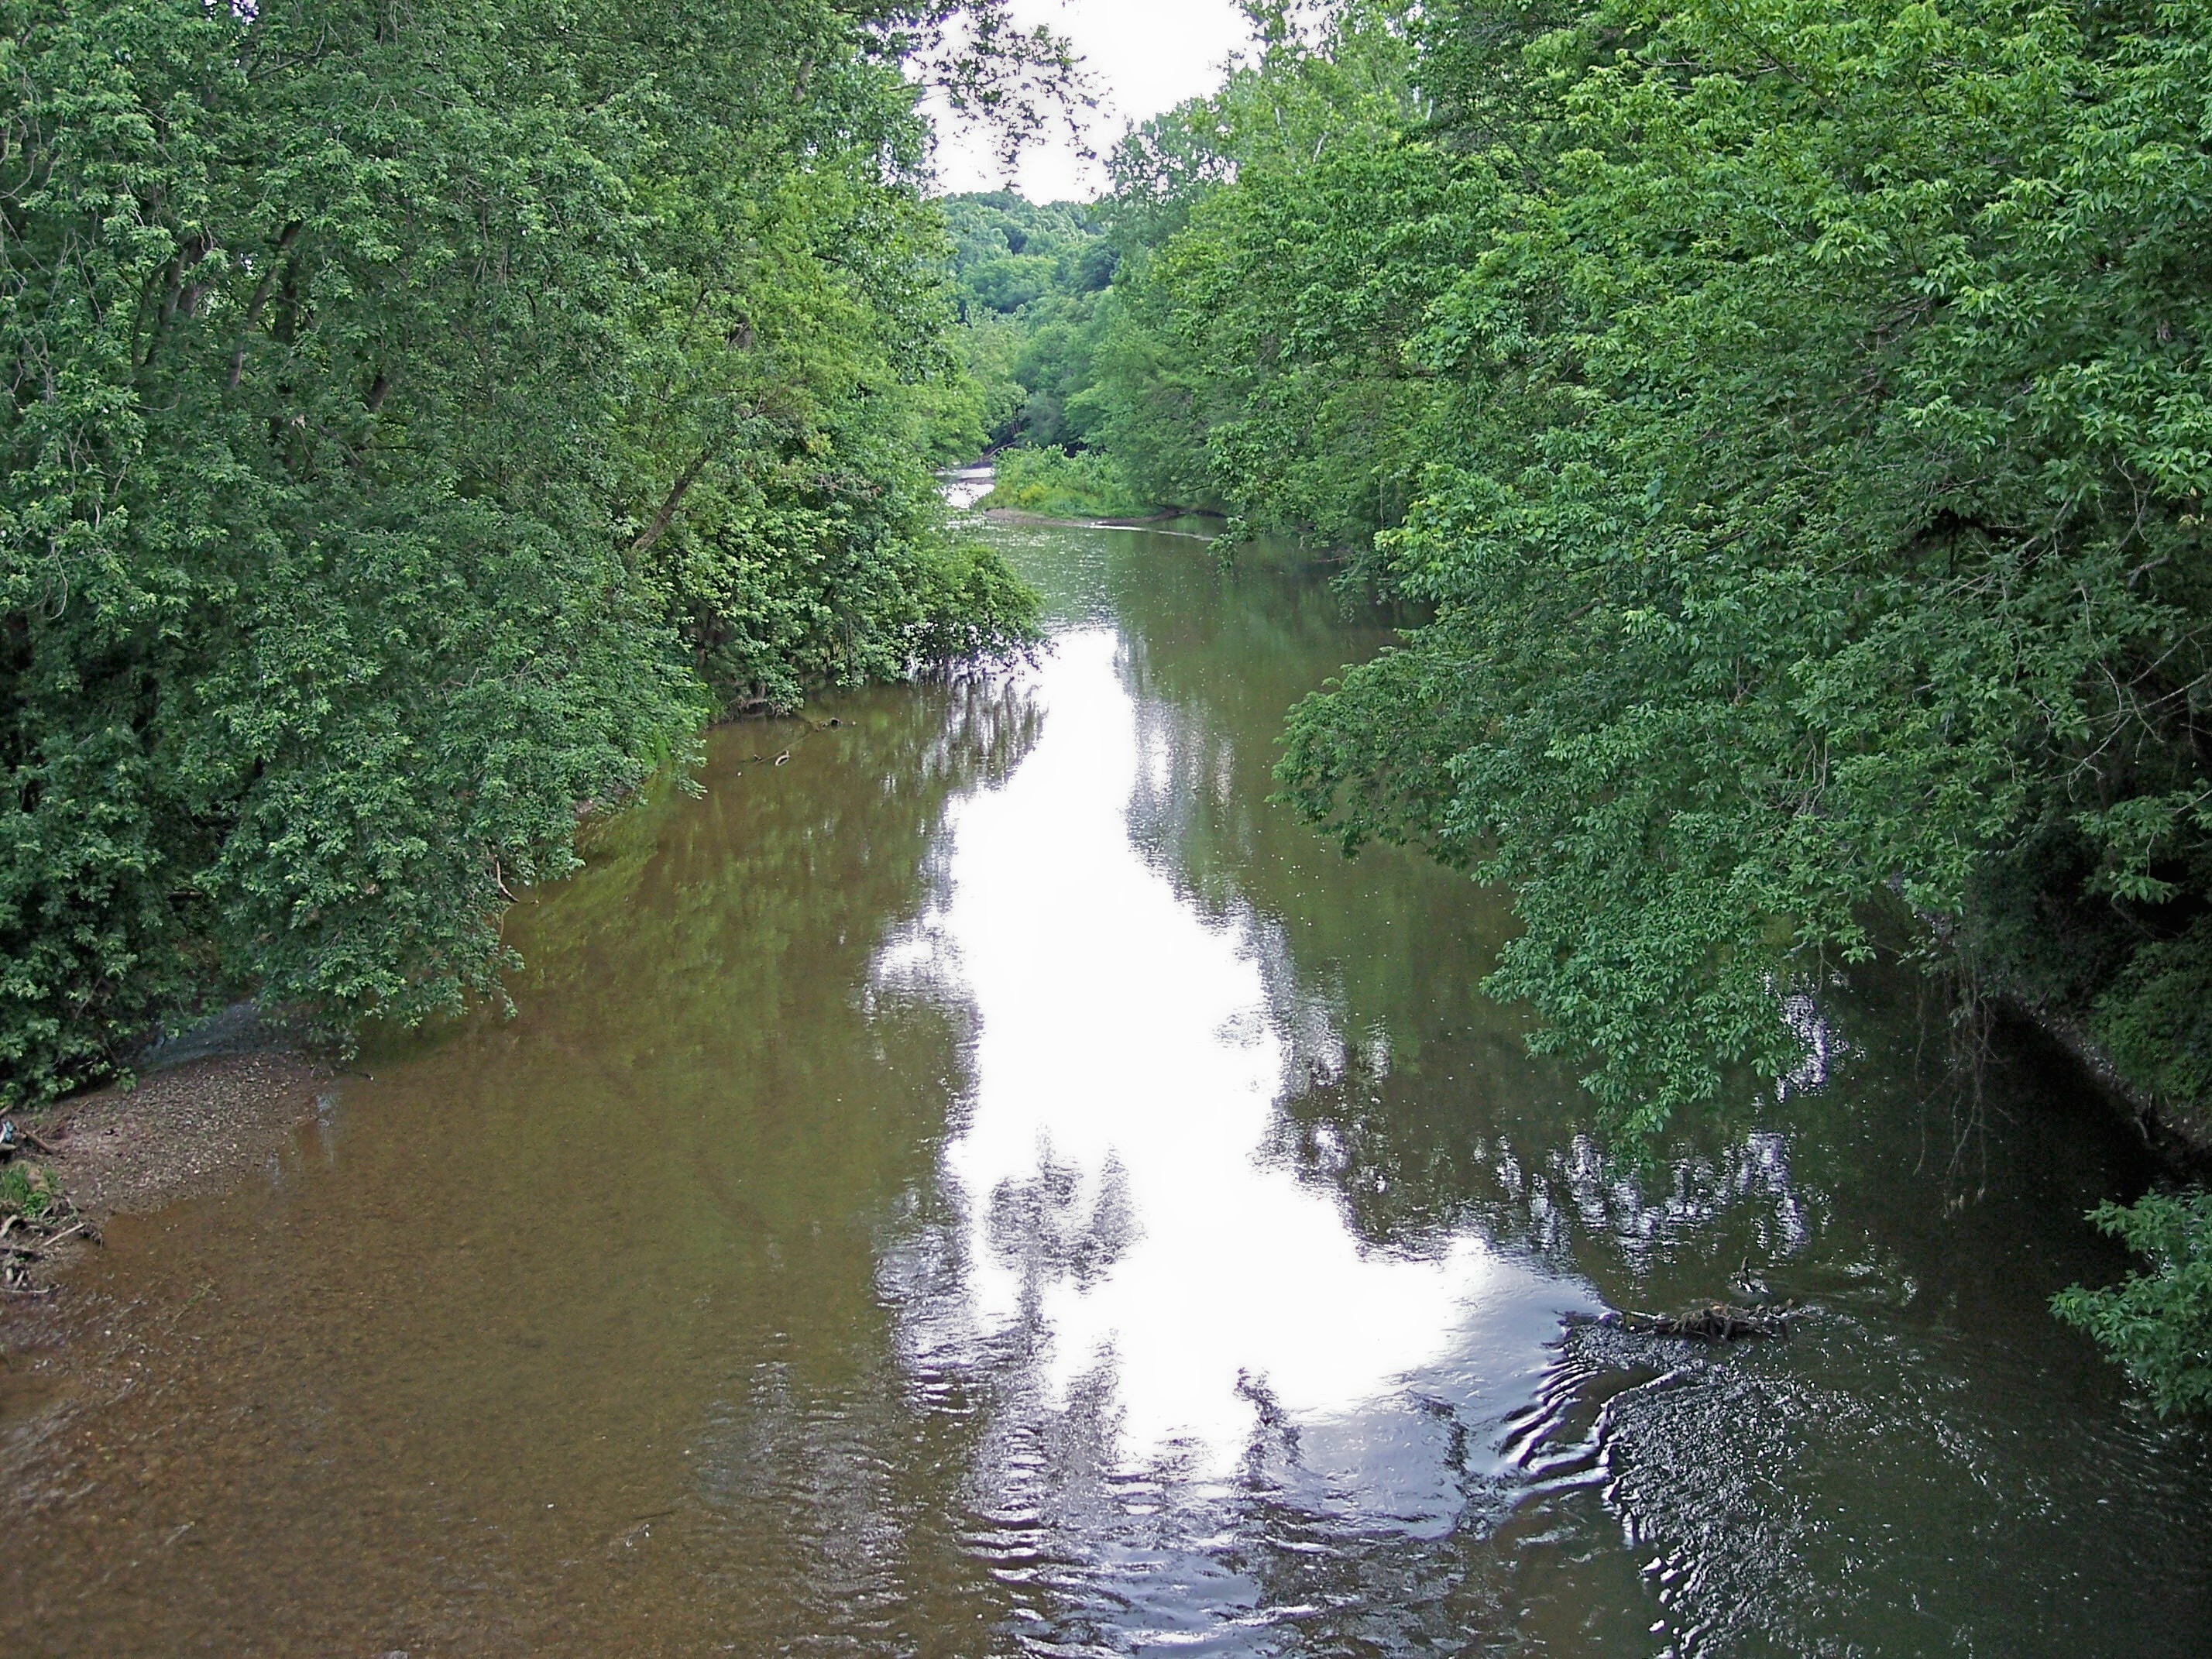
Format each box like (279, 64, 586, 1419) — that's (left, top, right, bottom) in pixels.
(939, 192, 1119, 451)
(1, 0, 1044, 1103)
(1073, 0, 2212, 1396)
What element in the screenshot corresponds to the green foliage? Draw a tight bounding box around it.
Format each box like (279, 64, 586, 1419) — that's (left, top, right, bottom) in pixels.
(1062, 256, 1225, 517)
(949, 314, 1031, 455)
(1063, 0, 2212, 1393)
(943, 193, 1114, 320)
(2094, 920, 2212, 1113)
(0, 1159, 59, 1221)
(2055, 1190, 2212, 1416)
(1080, 0, 2212, 1139)
(979, 447, 1140, 519)
(1076, 2, 1440, 544)
(940, 192, 1118, 452)
(0, 0, 1036, 1104)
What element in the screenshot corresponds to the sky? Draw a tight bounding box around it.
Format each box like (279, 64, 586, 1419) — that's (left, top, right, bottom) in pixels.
(927, 0, 1255, 202)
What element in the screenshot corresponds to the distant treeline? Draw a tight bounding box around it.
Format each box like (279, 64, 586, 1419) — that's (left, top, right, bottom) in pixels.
(976, 0, 2211, 1410)
(0, 1, 1046, 1104)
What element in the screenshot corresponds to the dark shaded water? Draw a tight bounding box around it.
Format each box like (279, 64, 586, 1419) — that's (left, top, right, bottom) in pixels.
(5, 519, 2208, 1657)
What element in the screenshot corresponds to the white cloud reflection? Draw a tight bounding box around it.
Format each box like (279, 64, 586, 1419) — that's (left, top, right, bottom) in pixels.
(875, 630, 1512, 1479)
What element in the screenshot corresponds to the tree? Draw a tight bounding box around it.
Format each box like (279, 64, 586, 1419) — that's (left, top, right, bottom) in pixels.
(1074, 0, 2212, 1395)
(0, 0, 1041, 1102)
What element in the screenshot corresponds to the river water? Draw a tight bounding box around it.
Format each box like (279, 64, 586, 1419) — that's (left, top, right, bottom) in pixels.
(5, 514, 2209, 1656)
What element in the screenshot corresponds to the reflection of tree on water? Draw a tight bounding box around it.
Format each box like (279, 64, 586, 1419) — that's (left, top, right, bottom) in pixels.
(851, 617, 1583, 1653)
(1269, 1037, 1818, 1290)
(1265, 980, 2157, 1323)
(981, 527, 2212, 1658)
(496, 672, 1054, 1654)
(509, 672, 1044, 1023)
(986, 1150, 1139, 1305)
(1254, 984, 2212, 1657)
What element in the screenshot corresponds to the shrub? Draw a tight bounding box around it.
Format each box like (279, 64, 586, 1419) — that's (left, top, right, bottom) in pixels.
(2055, 1190, 2212, 1416)
(979, 447, 1142, 519)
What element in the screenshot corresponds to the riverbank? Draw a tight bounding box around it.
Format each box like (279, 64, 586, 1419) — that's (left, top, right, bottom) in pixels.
(0, 1053, 331, 1318)
(2002, 996, 2212, 1168)
(981, 504, 1222, 534)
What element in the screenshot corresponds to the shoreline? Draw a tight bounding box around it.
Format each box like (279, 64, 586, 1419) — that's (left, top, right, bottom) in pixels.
(1, 1052, 331, 1334)
(1999, 996, 2212, 1170)
(978, 505, 1224, 536)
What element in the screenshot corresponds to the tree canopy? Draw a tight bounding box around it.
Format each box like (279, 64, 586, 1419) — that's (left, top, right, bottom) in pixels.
(937, 190, 1121, 464)
(1, 0, 1039, 1102)
(1051, 0, 2212, 1402)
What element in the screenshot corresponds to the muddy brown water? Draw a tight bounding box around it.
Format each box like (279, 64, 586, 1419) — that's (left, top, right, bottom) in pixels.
(5, 520, 2210, 1657)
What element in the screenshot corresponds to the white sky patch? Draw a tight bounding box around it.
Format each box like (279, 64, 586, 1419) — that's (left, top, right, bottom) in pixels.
(926, 0, 1255, 202)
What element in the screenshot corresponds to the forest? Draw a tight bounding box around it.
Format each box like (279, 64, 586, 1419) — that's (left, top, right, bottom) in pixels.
(4, 0, 2207, 1410)
(962, 0, 2212, 1407)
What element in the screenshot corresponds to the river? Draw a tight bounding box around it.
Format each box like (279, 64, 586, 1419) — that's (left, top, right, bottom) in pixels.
(5, 509, 2208, 1656)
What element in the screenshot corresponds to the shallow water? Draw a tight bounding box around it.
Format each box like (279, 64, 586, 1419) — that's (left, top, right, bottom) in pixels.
(5, 521, 2208, 1657)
